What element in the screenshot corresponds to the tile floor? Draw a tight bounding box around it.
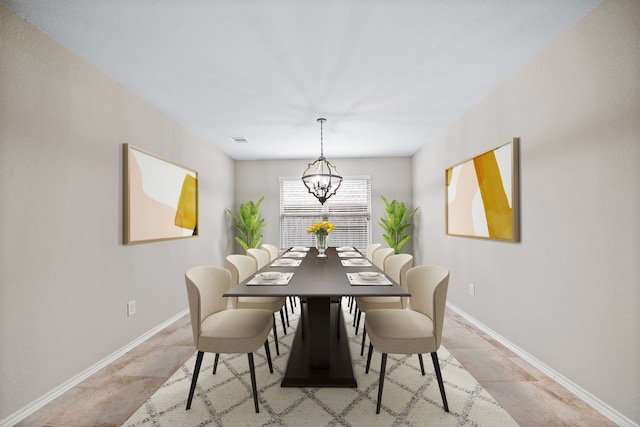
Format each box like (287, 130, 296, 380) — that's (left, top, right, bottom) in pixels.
(15, 305, 616, 427)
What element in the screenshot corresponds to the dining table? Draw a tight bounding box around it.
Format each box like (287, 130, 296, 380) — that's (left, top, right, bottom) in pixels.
(224, 246, 410, 388)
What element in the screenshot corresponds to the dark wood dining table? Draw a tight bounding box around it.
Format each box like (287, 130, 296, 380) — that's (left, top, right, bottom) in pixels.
(224, 246, 410, 388)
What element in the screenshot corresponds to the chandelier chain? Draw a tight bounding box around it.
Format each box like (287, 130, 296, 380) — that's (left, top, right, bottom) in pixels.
(318, 118, 325, 157)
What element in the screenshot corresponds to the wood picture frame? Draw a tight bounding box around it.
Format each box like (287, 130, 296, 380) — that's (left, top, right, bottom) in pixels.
(445, 138, 519, 242)
(124, 144, 198, 244)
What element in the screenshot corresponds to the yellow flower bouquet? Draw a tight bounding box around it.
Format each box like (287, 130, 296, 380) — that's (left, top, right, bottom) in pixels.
(306, 221, 335, 236)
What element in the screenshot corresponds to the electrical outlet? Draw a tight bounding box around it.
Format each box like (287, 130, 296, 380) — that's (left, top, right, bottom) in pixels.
(127, 300, 136, 316)
(469, 283, 476, 297)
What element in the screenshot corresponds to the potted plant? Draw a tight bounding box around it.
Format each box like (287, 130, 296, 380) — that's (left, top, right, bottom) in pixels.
(226, 197, 266, 251)
(378, 196, 418, 254)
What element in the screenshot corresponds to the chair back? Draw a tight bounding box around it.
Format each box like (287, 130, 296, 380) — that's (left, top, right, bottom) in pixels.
(406, 265, 450, 348)
(365, 243, 382, 261)
(185, 266, 233, 349)
(247, 248, 271, 269)
(261, 243, 279, 261)
(226, 254, 258, 284)
(373, 247, 394, 270)
(384, 254, 413, 307)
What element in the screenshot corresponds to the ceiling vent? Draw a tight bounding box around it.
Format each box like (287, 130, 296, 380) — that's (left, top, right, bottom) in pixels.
(230, 136, 249, 144)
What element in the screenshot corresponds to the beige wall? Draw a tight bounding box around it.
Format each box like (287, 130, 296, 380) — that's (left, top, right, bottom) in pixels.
(233, 157, 414, 252)
(0, 5, 235, 421)
(412, 0, 639, 424)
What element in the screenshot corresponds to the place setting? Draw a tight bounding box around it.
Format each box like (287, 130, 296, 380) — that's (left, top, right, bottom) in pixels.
(340, 257, 372, 267)
(247, 271, 294, 286)
(270, 258, 302, 267)
(338, 250, 362, 258)
(283, 250, 307, 258)
(346, 271, 392, 286)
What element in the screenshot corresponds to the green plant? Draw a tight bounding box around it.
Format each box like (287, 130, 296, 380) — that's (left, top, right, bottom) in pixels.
(226, 197, 266, 251)
(378, 196, 419, 254)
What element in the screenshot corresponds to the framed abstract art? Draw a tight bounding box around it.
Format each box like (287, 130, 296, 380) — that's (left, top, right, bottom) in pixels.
(445, 138, 519, 242)
(124, 144, 198, 244)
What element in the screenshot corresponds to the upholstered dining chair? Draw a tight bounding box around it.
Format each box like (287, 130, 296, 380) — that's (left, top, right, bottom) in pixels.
(226, 254, 288, 356)
(364, 265, 450, 414)
(352, 247, 396, 332)
(262, 243, 297, 315)
(354, 254, 413, 355)
(365, 243, 382, 262)
(348, 243, 383, 315)
(247, 248, 271, 269)
(372, 247, 394, 270)
(261, 243, 279, 261)
(184, 265, 274, 413)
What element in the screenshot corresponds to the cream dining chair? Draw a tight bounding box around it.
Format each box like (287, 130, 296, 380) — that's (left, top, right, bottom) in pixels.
(354, 253, 413, 355)
(372, 247, 394, 270)
(353, 247, 395, 332)
(262, 243, 297, 314)
(184, 265, 274, 413)
(261, 243, 279, 261)
(247, 248, 271, 269)
(364, 265, 450, 414)
(226, 254, 288, 356)
(365, 243, 382, 261)
(348, 243, 385, 317)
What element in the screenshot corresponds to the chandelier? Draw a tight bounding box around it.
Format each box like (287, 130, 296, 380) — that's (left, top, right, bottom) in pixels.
(301, 118, 343, 205)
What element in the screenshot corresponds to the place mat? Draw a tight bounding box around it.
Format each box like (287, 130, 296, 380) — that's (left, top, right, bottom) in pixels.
(283, 251, 306, 258)
(347, 272, 392, 286)
(338, 251, 362, 258)
(247, 272, 294, 286)
(336, 246, 355, 252)
(341, 259, 372, 267)
(290, 246, 309, 252)
(271, 259, 302, 267)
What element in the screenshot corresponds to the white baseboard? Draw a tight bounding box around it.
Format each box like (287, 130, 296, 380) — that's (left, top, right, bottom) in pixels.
(0, 309, 189, 427)
(446, 302, 638, 427)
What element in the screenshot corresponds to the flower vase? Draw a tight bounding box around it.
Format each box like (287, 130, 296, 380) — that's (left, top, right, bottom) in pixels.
(316, 234, 328, 258)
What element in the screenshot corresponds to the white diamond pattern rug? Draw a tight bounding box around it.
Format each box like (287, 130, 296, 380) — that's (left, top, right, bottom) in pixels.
(125, 302, 519, 426)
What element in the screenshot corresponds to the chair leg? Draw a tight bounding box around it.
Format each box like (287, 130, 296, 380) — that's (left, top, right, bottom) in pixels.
(376, 353, 388, 414)
(355, 309, 362, 334)
(431, 352, 449, 412)
(418, 354, 425, 375)
(247, 353, 260, 413)
(279, 308, 287, 335)
(186, 351, 204, 410)
(264, 340, 273, 373)
(353, 305, 358, 327)
(366, 342, 374, 373)
(212, 353, 219, 374)
(284, 305, 290, 327)
(272, 313, 280, 356)
(360, 325, 367, 356)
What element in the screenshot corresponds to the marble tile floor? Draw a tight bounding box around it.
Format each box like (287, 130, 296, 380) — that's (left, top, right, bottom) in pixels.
(15, 307, 616, 427)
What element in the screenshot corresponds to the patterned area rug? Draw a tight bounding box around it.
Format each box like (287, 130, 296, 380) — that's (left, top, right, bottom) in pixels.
(125, 302, 518, 427)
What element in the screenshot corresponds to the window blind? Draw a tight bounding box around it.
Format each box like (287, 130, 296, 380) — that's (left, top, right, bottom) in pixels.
(279, 176, 371, 251)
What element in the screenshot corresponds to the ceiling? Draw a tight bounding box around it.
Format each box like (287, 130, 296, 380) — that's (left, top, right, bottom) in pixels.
(2, 0, 600, 160)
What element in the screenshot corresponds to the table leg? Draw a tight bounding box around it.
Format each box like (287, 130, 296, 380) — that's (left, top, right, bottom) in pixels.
(280, 296, 357, 387)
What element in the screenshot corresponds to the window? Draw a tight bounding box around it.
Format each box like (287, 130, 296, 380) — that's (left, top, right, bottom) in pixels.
(280, 176, 371, 251)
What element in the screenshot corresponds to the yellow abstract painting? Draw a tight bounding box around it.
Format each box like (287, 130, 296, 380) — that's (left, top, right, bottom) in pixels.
(445, 139, 519, 241)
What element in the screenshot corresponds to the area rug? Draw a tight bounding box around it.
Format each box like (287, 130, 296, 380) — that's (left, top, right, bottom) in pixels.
(124, 303, 518, 427)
